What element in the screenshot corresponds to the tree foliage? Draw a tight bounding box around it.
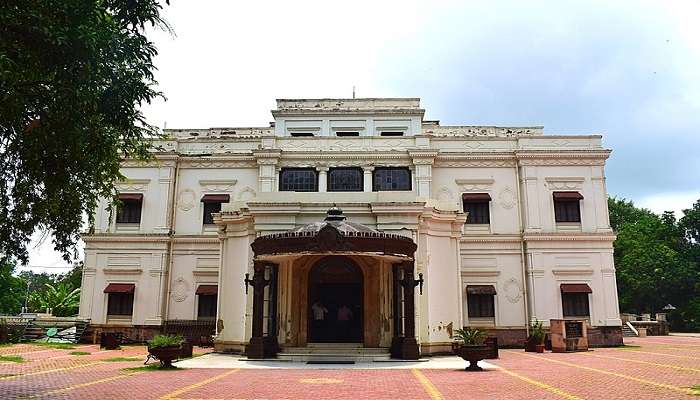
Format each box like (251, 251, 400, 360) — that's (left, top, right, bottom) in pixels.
(609, 197, 700, 331)
(29, 282, 81, 317)
(0, 260, 25, 315)
(0, 0, 169, 264)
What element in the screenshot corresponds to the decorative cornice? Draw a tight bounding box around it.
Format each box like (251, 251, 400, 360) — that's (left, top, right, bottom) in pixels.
(103, 268, 143, 275)
(460, 270, 501, 277)
(552, 268, 594, 276)
(523, 232, 616, 242)
(193, 270, 219, 277)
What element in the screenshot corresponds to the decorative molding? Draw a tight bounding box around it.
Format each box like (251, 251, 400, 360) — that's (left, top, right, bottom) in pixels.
(238, 186, 257, 201)
(498, 186, 516, 209)
(181, 160, 257, 169)
(545, 177, 585, 191)
(178, 189, 196, 211)
(115, 179, 151, 191)
(460, 270, 501, 277)
(552, 268, 594, 276)
(199, 179, 237, 192)
(523, 233, 616, 242)
(193, 270, 219, 277)
(103, 268, 143, 275)
(455, 178, 494, 192)
(503, 278, 523, 303)
(171, 277, 189, 303)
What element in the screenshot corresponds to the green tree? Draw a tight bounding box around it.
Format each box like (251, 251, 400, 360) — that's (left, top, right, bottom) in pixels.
(0, 260, 25, 315)
(0, 0, 170, 264)
(609, 197, 700, 331)
(29, 282, 81, 317)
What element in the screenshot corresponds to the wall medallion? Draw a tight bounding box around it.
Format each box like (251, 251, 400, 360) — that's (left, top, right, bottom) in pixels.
(503, 278, 522, 303)
(498, 186, 516, 210)
(171, 277, 189, 302)
(178, 189, 196, 211)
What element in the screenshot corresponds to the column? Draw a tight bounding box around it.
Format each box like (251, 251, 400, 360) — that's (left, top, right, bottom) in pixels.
(317, 166, 328, 192)
(246, 260, 269, 359)
(362, 166, 374, 192)
(399, 261, 421, 360)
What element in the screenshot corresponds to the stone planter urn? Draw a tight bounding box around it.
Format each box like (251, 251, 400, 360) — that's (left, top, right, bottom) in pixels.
(148, 345, 182, 368)
(455, 345, 491, 371)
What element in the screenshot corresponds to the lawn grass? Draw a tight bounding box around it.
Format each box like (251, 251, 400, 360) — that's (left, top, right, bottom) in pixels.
(70, 351, 91, 356)
(104, 356, 143, 362)
(617, 344, 642, 350)
(123, 364, 179, 372)
(0, 355, 24, 363)
(32, 342, 77, 350)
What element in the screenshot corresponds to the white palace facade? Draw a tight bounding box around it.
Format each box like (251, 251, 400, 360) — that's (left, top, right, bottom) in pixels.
(79, 98, 623, 357)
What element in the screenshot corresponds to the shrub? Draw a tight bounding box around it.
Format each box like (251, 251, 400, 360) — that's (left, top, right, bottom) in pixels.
(528, 319, 546, 344)
(452, 327, 486, 346)
(149, 334, 184, 349)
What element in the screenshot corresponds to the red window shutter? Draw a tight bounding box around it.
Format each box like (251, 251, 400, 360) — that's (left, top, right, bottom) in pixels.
(462, 193, 492, 201)
(104, 283, 135, 293)
(201, 194, 230, 202)
(560, 283, 592, 293)
(466, 285, 497, 295)
(552, 191, 583, 200)
(195, 285, 218, 295)
(118, 193, 143, 201)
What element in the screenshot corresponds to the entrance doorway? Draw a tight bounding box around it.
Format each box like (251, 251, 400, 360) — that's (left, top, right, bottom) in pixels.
(308, 256, 363, 343)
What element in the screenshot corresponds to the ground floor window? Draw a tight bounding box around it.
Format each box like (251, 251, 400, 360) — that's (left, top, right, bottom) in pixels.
(466, 285, 496, 318)
(196, 285, 218, 320)
(562, 293, 590, 317)
(107, 293, 134, 316)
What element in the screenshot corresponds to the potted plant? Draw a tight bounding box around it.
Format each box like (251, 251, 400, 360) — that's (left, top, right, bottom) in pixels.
(525, 320, 546, 353)
(147, 334, 185, 368)
(452, 327, 490, 371)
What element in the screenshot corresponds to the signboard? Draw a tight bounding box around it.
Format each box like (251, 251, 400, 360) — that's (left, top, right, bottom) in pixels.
(565, 321, 583, 338)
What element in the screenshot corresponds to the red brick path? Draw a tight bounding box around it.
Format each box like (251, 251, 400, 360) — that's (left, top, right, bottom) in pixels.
(1, 337, 699, 399)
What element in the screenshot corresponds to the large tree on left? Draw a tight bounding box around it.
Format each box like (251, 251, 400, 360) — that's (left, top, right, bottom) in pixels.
(0, 0, 169, 263)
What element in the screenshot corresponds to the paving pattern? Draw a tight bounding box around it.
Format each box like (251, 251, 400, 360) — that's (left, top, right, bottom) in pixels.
(1, 336, 699, 399)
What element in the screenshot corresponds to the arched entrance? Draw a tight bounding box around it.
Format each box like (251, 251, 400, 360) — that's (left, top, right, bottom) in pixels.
(308, 256, 363, 343)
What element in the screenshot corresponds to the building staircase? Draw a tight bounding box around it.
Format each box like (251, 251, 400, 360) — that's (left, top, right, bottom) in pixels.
(276, 343, 392, 363)
(622, 321, 638, 337)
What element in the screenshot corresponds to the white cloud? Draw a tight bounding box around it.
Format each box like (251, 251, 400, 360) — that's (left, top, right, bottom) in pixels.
(637, 191, 700, 217)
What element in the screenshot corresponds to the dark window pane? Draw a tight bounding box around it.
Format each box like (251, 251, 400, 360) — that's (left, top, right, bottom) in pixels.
(554, 200, 581, 222)
(328, 168, 363, 192)
(336, 131, 359, 137)
(107, 293, 134, 316)
(116, 200, 142, 224)
(198, 294, 217, 319)
(562, 293, 589, 317)
(373, 167, 411, 191)
(203, 201, 222, 225)
(290, 132, 314, 137)
(280, 168, 318, 192)
(467, 294, 495, 318)
(464, 201, 490, 224)
(380, 131, 404, 136)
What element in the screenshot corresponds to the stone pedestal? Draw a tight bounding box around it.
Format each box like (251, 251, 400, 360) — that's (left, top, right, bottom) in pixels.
(550, 319, 588, 352)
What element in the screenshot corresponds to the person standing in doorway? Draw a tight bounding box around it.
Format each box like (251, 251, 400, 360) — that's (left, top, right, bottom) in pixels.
(311, 301, 328, 341)
(337, 304, 353, 341)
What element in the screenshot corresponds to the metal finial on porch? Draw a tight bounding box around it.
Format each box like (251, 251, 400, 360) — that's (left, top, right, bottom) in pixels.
(324, 205, 346, 221)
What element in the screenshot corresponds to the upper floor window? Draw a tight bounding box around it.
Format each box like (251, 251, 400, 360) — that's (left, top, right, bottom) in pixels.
(380, 131, 404, 137)
(328, 168, 363, 192)
(462, 193, 491, 224)
(280, 168, 318, 192)
(116, 193, 143, 224)
(561, 284, 591, 317)
(373, 167, 411, 191)
(336, 131, 360, 137)
(466, 285, 496, 318)
(290, 132, 314, 137)
(201, 194, 230, 225)
(553, 191, 583, 223)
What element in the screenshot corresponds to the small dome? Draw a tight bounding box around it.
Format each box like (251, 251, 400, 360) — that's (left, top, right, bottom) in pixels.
(289, 207, 379, 235)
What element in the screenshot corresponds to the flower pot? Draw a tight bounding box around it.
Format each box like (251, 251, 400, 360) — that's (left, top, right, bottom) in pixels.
(148, 346, 182, 368)
(535, 344, 545, 353)
(455, 345, 490, 371)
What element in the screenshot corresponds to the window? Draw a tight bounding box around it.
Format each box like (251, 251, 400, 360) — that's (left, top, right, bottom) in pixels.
(328, 168, 363, 192)
(373, 167, 411, 191)
(290, 132, 314, 137)
(104, 283, 135, 317)
(279, 168, 318, 192)
(107, 293, 134, 316)
(116, 194, 143, 224)
(561, 283, 591, 317)
(201, 194, 230, 225)
(380, 131, 404, 136)
(562, 293, 590, 317)
(466, 285, 496, 318)
(553, 191, 583, 223)
(336, 131, 359, 137)
(196, 285, 217, 319)
(462, 193, 491, 224)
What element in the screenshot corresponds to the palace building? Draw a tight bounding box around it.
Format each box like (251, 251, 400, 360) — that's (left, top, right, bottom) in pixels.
(79, 98, 623, 358)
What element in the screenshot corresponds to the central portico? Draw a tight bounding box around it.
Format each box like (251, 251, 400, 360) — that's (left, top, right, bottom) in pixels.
(236, 207, 423, 359)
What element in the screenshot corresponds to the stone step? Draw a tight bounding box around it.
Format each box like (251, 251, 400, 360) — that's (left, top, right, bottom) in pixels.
(277, 346, 391, 362)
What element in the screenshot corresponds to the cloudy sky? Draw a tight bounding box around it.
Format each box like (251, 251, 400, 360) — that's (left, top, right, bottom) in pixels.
(26, 0, 700, 271)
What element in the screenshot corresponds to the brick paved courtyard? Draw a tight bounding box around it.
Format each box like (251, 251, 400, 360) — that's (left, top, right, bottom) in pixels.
(1, 336, 699, 399)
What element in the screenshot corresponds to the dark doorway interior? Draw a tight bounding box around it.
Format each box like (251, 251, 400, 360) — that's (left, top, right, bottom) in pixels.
(308, 257, 363, 343)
